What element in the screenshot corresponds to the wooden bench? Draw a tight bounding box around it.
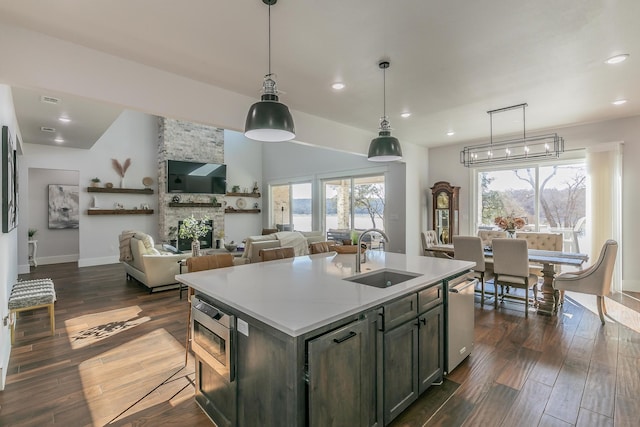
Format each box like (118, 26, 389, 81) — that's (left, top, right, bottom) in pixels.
(8, 278, 56, 344)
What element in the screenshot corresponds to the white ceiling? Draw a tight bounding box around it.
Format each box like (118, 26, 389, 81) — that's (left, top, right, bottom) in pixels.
(1, 0, 639, 150)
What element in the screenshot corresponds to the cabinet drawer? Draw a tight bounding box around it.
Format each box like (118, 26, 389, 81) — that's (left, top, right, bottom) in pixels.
(383, 293, 418, 331)
(418, 283, 443, 313)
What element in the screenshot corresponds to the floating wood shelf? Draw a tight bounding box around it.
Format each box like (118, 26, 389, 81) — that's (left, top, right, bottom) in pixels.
(87, 187, 154, 194)
(169, 203, 222, 208)
(87, 209, 154, 215)
(226, 192, 261, 198)
(224, 208, 261, 214)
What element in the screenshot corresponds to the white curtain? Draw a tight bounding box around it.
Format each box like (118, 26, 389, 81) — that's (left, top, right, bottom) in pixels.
(586, 142, 622, 293)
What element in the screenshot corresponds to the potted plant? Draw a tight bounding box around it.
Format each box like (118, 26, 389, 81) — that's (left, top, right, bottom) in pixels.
(28, 228, 38, 239)
(90, 177, 101, 187)
(179, 215, 212, 256)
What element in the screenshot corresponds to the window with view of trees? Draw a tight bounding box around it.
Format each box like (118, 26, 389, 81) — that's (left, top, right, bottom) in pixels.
(476, 162, 586, 252)
(323, 175, 385, 232)
(270, 182, 312, 231)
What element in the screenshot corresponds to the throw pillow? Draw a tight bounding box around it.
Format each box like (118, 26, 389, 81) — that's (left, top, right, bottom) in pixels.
(162, 243, 181, 254)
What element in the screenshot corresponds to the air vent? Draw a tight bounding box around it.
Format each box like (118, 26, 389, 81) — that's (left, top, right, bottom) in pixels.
(41, 95, 60, 105)
(40, 126, 56, 133)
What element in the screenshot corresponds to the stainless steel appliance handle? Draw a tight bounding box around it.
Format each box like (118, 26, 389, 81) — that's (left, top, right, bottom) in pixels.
(449, 279, 478, 293)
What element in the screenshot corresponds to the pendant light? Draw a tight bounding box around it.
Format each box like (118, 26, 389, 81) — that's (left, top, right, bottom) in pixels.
(244, 0, 295, 142)
(368, 60, 402, 162)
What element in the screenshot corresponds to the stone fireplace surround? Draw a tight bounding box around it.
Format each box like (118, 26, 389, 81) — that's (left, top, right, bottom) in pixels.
(157, 118, 225, 245)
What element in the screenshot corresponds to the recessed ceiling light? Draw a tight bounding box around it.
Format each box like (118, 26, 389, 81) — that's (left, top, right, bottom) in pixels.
(447, 131, 455, 136)
(400, 112, 411, 118)
(58, 117, 71, 123)
(605, 54, 629, 65)
(612, 99, 628, 105)
(331, 82, 345, 90)
(54, 137, 65, 143)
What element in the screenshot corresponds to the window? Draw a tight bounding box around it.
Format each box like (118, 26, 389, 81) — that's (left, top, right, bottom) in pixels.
(475, 161, 586, 252)
(323, 175, 386, 232)
(270, 182, 312, 231)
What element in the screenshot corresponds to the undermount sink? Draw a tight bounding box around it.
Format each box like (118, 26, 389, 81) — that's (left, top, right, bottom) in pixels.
(344, 269, 423, 288)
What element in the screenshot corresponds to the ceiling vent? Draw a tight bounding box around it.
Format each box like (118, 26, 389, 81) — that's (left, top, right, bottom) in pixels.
(40, 95, 61, 105)
(40, 126, 56, 133)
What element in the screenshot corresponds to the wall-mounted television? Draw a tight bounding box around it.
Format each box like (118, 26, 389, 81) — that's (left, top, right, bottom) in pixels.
(167, 160, 227, 194)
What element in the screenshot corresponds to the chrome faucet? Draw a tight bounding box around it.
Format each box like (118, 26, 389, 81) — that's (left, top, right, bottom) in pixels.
(356, 228, 390, 273)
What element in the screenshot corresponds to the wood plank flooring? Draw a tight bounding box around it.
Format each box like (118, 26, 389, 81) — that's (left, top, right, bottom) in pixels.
(1, 263, 639, 426)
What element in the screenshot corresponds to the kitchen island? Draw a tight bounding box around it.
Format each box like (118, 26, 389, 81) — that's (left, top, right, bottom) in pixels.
(177, 251, 473, 427)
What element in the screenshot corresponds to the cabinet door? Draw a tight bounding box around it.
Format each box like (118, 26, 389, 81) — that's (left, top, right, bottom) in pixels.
(308, 318, 373, 427)
(383, 319, 419, 425)
(418, 305, 443, 394)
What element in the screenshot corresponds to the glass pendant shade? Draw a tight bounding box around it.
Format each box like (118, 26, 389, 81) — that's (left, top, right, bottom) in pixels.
(368, 130, 403, 162)
(245, 93, 295, 142)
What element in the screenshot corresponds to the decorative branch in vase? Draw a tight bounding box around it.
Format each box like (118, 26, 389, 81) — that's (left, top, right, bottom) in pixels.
(112, 158, 131, 188)
(179, 215, 212, 257)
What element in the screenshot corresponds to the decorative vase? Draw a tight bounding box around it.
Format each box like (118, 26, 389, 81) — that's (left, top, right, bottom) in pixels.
(120, 177, 126, 188)
(506, 229, 516, 239)
(191, 239, 201, 257)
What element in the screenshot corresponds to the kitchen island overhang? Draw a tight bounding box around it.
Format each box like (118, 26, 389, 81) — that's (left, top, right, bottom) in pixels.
(176, 251, 474, 337)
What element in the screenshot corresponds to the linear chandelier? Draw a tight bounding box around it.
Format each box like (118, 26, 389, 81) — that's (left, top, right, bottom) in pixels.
(460, 103, 564, 167)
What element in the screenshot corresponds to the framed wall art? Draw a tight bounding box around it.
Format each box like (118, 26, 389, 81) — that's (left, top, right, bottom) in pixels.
(48, 184, 80, 229)
(2, 125, 17, 233)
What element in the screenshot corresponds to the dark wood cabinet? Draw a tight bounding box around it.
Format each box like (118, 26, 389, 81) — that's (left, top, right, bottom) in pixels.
(383, 317, 419, 424)
(381, 284, 444, 425)
(418, 305, 443, 393)
(430, 181, 459, 244)
(307, 317, 376, 427)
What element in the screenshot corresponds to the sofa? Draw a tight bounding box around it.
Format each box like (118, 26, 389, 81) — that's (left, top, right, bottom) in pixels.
(241, 231, 325, 263)
(119, 231, 189, 291)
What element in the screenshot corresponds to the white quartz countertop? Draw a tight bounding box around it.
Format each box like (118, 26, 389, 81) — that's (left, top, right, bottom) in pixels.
(176, 251, 474, 337)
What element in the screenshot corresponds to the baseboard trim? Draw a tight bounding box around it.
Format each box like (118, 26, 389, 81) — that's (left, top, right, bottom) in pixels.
(37, 254, 79, 266)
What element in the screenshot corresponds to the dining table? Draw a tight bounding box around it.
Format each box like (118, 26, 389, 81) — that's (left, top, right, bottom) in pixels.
(427, 243, 589, 315)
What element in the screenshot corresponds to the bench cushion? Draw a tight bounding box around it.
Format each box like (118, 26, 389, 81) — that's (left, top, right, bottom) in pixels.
(9, 279, 56, 309)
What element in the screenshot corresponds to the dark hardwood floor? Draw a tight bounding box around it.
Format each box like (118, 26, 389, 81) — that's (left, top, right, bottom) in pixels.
(1, 262, 639, 426)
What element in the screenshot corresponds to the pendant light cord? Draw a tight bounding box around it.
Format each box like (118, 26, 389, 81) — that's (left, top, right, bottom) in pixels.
(383, 66, 386, 118)
(268, 3, 272, 76)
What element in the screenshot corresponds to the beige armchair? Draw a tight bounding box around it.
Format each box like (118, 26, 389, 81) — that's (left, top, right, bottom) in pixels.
(119, 231, 189, 292)
(554, 240, 618, 325)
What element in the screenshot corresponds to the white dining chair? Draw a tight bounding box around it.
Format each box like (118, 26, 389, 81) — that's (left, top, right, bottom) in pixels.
(453, 236, 493, 307)
(492, 238, 540, 317)
(421, 231, 452, 258)
(554, 239, 618, 325)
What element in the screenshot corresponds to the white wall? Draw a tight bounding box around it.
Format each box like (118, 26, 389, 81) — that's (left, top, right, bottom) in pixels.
(223, 130, 263, 244)
(27, 168, 80, 265)
(428, 115, 640, 291)
(17, 110, 159, 271)
(0, 84, 22, 390)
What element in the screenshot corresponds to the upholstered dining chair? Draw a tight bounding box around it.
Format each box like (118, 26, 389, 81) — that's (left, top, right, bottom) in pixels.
(492, 238, 540, 317)
(184, 253, 235, 365)
(309, 241, 337, 254)
(421, 231, 452, 259)
(259, 246, 295, 262)
(453, 236, 493, 307)
(554, 239, 618, 325)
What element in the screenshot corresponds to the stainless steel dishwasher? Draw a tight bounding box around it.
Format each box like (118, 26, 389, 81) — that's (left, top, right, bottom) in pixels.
(446, 274, 477, 374)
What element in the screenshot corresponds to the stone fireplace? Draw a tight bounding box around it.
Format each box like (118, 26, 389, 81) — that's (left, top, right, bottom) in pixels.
(157, 118, 225, 244)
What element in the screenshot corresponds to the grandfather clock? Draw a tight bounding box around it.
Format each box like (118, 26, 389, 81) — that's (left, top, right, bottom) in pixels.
(430, 181, 459, 244)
